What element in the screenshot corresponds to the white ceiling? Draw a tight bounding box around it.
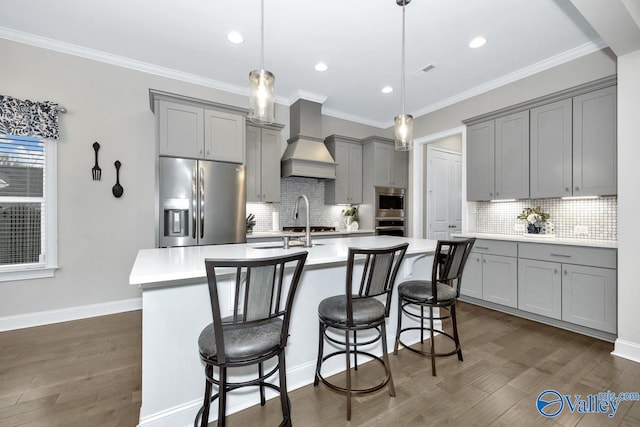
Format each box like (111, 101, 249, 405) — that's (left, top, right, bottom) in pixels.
(0, 0, 605, 128)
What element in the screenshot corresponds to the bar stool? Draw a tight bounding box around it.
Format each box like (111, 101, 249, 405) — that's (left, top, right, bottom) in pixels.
(314, 243, 408, 420)
(195, 251, 308, 427)
(393, 238, 475, 376)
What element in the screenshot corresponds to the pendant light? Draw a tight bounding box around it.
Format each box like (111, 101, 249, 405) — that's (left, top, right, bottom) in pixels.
(394, 0, 413, 151)
(248, 0, 275, 124)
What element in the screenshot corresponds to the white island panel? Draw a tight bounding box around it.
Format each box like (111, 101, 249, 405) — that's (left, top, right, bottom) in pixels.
(130, 236, 438, 427)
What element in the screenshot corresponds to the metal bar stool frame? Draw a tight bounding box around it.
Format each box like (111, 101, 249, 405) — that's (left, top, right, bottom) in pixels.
(314, 243, 409, 420)
(393, 238, 475, 376)
(195, 251, 308, 427)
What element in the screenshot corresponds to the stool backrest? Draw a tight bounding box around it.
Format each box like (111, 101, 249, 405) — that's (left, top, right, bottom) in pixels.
(432, 238, 476, 299)
(204, 251, 308, 362)
(346, 243, 409, 324)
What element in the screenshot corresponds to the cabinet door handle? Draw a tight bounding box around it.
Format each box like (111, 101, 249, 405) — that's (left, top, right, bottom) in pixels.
(565, 187, 570, 192)
(575, 186, 579, 191)
(564, 270, 568, 275)
(550, 253, 571, 258)
(554, 268, 558, 274)
(483, 259, 486, 263)
(489, 192, 493, 197)
(475, 246, 489, 250)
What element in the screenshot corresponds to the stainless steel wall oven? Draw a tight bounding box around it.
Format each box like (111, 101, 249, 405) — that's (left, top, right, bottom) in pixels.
(375, 186, 406, 236)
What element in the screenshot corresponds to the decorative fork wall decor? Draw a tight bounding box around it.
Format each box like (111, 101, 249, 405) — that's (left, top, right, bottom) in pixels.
(92, 141, 101, 180)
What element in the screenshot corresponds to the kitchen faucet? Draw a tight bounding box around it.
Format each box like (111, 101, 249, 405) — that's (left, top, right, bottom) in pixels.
(294, 194, 312, 247)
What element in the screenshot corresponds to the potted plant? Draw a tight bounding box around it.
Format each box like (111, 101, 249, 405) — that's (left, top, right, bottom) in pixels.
(341, 205, 358, 228)
(517, 206, 550, 234)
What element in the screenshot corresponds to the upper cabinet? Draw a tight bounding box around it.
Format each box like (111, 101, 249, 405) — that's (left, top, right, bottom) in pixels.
(572, 86, 617, 196)
(324, 135, 363, 204)
(246, 125, 282, 203)
(203, 109, 246, 163)
(465, 77, 617, 201)
(364, 138, 407, 189)
(152, 91, 247, 163)
(467, 111, 529, 201)
(530, 99, 573, 198)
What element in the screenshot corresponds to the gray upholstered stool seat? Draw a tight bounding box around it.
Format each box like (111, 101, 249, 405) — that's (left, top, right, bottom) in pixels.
(398, 280, 457, 303)
(318, 295, 385, 325)
(198, 318, 283, 361)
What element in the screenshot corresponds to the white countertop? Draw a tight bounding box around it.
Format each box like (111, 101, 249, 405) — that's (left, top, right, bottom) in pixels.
(246, 229, 374, 239)
(129, 235, 437, 286)
(454, 232, 617, 249)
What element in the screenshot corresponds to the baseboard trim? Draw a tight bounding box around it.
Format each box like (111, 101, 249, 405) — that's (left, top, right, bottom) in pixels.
(0, 298, 142, 332)
(612, 339, 640, 364)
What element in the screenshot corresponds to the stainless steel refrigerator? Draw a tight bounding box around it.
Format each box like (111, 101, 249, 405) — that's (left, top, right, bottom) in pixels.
(159, 157, 246, 247)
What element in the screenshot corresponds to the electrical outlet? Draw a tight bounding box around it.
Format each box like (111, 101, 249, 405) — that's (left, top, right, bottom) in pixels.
(574, 225, 589, 235)
(514, 223, 523, 233)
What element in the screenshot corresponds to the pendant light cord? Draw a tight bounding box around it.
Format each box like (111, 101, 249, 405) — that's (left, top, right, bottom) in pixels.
(260, 0, 265, 70)
(401, 2, 406, 117)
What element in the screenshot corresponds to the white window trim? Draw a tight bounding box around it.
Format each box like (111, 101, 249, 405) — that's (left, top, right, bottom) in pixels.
(0, 138, 58, 282)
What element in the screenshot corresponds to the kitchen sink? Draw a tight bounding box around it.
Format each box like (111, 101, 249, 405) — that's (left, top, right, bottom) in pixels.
(250, 242, 327, 250)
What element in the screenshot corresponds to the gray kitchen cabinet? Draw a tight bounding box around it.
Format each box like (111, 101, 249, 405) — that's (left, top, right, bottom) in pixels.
(517, 258, 562, 320)
(370, 140, 407, 188)
(324, 135, 363, 204)
(460, 252, 482, 298)
(204, 109, 245, 163)
(518, 242, 617, 334)
(467, 111, 528, 201)
(157, 99, 245, 163)
(466, 120, 494, 201)
(482, 254, 518, 308)
(460, 239, 518, 308)
(562, 264, 617, 334)
(494, 111, 529, 200)
(573, 85, 617, 196)
(530, 98, 573, 198)
(158, 100, 204, 158)
(246, 125, 281, 203)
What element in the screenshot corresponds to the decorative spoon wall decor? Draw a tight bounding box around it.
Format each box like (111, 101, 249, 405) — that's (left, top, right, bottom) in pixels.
(112, 160, 123, 198)
(91, 142, 101, 180)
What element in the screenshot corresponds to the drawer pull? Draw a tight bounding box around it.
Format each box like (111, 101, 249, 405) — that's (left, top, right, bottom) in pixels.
(475, 246, 489, 250)
(550, 253, 571, 258)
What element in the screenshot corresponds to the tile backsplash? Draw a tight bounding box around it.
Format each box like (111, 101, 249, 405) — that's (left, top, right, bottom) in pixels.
(475, 196, 617, 240)
(247, 177, 347, 232)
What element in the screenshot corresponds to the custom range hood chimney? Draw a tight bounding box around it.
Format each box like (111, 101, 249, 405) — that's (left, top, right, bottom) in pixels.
(281, 99, 336, 179)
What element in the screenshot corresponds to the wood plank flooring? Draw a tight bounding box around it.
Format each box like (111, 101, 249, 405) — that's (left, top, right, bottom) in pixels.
(1, 303, 639, 426)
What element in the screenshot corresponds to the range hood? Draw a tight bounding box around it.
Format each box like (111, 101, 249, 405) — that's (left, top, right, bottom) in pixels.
(281, 99, 336, 179)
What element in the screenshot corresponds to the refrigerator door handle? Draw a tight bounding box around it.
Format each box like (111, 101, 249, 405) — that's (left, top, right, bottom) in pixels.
(192, 165, 197, 239)
(200, 166, 205, 239)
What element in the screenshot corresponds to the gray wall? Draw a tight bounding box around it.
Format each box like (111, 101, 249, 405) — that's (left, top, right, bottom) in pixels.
(0, 37, 386, 320)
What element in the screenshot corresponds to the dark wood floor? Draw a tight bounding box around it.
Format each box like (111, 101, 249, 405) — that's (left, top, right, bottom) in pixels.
(1, 303, 639, 426)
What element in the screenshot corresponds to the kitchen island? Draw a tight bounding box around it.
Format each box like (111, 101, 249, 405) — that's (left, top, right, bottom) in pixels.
(130, 235, 438, 427)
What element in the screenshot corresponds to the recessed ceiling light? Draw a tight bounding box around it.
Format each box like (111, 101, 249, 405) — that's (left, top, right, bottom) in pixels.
(226, 31, 244, 44)
(469, 36, 487, 49)
(382, 86, 393, 94)
(315, 62, 328, 72)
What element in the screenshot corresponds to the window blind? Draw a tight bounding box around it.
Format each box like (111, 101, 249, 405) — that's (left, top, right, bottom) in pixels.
(0, 135, 45, 266)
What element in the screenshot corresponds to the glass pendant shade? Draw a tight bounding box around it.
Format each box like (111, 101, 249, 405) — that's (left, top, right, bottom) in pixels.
(248, 69, 275, 124)
(394, 114, 413, 151)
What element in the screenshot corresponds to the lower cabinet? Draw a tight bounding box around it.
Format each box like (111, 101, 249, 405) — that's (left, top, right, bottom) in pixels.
(460, 240, 518, 308)
(562, 264, 616, 334)
(517, 242, 617, 334)
(459, 238, 618, 337)
(518, 259, 562, 320)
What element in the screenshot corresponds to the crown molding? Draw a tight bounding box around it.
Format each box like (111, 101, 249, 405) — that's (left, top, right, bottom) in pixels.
(410, 39, 609, 119)
(321, 107, 388, 129)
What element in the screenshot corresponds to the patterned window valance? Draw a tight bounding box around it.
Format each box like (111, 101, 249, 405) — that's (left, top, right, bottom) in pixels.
(0, 95, 60, 140)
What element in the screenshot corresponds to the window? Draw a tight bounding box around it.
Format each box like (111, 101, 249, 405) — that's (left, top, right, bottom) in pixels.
(0, 134, 57, 281)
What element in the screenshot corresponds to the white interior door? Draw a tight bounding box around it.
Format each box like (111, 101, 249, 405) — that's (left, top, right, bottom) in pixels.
(426, 147, 462, 240)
